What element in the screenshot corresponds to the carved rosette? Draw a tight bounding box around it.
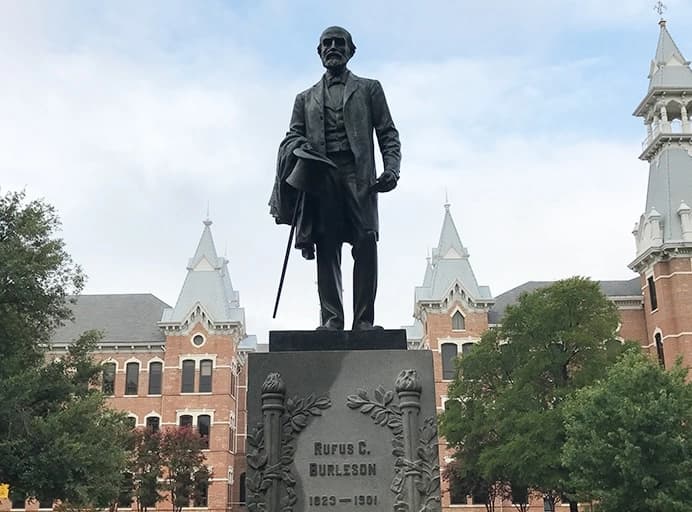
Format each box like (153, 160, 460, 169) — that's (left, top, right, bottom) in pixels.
(346, 369, 440, 512)
(247, 373, 331, 512)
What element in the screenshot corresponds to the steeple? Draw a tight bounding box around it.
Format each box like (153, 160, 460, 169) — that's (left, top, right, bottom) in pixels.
(647, 18, 692, 91)
(159, 220, 245, 330)
(631, 18, 692, 272)
(414, 204, 493, 311)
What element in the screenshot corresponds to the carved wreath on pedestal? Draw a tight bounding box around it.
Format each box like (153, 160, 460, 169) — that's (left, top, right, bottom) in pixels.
(246, 373, 331, 512)
(346, 369, 441, 512)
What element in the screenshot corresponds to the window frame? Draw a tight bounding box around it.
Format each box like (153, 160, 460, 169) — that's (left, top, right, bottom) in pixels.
(181, 359, 196, 393)
(124, 362, 139, 395)
(199, 359, 213, 393)
(148, 361, 163, 395)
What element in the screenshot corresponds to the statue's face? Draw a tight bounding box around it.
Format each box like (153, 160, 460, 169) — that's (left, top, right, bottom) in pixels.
(319, 28, 352, 70)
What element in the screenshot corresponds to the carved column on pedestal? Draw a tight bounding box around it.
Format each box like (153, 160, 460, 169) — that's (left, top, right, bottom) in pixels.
(396, 369, 422, 512)
(261, 372, 286, 512)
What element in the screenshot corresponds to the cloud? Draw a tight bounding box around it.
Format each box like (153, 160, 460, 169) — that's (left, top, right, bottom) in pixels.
(0, 2, 657, 342)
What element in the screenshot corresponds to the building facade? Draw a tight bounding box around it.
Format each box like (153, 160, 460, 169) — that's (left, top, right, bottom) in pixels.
(1, 220, 256, 512)
(406, 18, 692, 512)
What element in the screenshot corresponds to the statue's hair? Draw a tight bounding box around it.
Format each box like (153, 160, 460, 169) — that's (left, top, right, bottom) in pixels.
(317, 26, 356, 54)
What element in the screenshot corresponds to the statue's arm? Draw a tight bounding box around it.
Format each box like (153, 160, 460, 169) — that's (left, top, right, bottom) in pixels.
(371, 80, 401, 178)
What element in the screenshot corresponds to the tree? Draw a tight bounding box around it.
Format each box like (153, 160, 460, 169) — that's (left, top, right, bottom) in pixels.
(439, 277, 624, 511)
(0, 190, 130, 506)
(129, 429, 164, 512)
(160, 427, 211, 512)
(562, 348, 692, 512)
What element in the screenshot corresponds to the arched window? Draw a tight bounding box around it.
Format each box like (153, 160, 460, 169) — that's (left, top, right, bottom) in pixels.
(198, 414, 211, 449)
(655, 332, 665, 368)
(452, 311, 465, 331)
(441, 343, 458, 380)
(462, 342, 474, 355)
(181, 359, 195, 393)
(148, 361, 162, 395)
(126, 416, 137, 429)
(145, 416, 160, 432)
(102, 362, 116, 395)
(125, 362, 139, 395)
(199, 359, 213, 393)
(179, 414, 193, 428)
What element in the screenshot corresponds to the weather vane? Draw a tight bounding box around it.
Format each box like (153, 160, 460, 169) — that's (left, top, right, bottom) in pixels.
(654, 1, 667, 19)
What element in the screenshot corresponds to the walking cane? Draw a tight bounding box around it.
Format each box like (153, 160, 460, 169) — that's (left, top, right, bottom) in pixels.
(272, 192, 302, 319)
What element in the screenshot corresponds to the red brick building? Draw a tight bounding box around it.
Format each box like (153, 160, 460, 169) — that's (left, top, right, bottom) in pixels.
(405, 18, 692, 511)
(5, 219, 257, 512)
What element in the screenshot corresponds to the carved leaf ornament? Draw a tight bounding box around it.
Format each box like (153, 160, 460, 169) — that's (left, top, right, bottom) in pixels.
(346, 370, 441, 512)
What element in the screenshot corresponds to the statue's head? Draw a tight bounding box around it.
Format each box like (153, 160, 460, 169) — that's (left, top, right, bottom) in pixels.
(317, 26, 356, 71)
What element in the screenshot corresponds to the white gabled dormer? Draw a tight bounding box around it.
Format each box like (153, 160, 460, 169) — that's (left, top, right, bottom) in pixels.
(413, 203, 494, 317)
(159, 219, 245, 334)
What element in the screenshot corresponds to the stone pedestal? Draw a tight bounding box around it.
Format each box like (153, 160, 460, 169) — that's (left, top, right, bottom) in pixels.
(246, 330, 441, 512)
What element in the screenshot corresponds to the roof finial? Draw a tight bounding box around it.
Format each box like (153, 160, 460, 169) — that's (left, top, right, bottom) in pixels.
(654, 1, 667, 25)
(204, 201, 212, 227)
(444, 188, 450, 211)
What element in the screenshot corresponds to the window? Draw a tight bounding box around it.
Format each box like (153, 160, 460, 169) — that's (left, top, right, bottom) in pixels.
(655, 332, 665, 368)
(448, 474, 466, 505)
(145, 416, 160, 432)
(193, 480, 208, 507)
(511, 484, 528, 505)
(229, 414, 237, 453)
(452, 311, 465, 330)
(192, 333, 205, 347)
(11, 493, 25, 510)
(230, 367, 237, 397)
(462, 342, 474, 355)
(102, 362, 116, 395)
(199, 359, 213, 393)
(125, 362, 139, 395)
(148, 362, 162, 395)
(117, 473, 133, 508)
(441, 343, 458, 380)
(37, 498, 54, 510)
(471, 485, 489, 505)
(198, 414, 211, 449)
(181, 359, 195, 392)
(648, 276, 658, 310)
(239, 473, 246, 505)
(126, 416, 137, 429)
(180, 415, 193, 428)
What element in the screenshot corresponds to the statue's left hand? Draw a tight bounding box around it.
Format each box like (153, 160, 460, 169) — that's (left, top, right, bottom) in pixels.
(372, 170, 398, 193)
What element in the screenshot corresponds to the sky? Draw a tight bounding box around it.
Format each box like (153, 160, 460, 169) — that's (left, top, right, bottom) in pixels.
(3, 0, 692, 343)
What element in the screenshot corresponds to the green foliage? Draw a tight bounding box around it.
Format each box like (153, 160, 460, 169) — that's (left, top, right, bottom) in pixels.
(0, 190, 129, 507)
(129, 429, 165, 512)
(562, 348, 692, 512)
(0, 190, 84, 372)
(159, 428, 211, 512)
(439, 277, 623, 505)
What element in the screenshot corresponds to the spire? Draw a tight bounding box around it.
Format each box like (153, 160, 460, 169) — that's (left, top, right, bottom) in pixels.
(414, 205, 493, 309)
(160, 219, 244, 327)
(433, 202, 468, 261)
(630, 16, 692, 271)
(648, 18, 692, 90)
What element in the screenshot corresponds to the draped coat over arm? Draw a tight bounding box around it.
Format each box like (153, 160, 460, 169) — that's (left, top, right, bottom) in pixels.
(269, 71, 401, 249)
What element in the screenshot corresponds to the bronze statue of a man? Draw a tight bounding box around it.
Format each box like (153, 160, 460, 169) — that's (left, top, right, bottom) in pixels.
(270, 26, 401, 330)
